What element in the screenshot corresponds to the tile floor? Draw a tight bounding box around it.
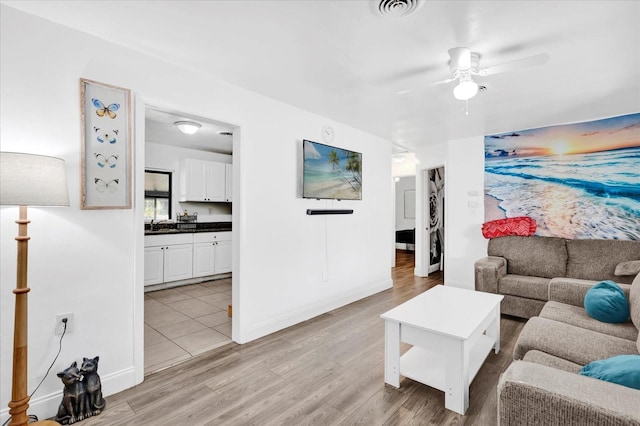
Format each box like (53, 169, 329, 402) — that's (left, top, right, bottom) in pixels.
(144, 278, 232, 375)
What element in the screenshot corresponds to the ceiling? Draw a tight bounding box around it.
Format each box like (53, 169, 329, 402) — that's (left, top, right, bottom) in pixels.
(4, 1, 640, 153)
(145, 107, 234, 154)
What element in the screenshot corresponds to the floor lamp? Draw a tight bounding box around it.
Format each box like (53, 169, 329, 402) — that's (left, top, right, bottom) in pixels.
(0, 152, 70, 426)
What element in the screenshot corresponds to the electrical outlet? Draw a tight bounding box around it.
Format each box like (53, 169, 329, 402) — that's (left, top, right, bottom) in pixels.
(55, 313, 73, 335)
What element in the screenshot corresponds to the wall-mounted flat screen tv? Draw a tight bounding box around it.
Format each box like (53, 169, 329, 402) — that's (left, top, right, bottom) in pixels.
(303, 139, 362, 200)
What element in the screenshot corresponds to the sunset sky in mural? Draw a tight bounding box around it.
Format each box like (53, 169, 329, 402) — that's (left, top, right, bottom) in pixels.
(484, 112, 640, 240)
(485, 112, 640, 158)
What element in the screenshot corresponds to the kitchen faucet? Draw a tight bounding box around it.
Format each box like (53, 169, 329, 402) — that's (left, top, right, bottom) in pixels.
(149, 219, 171, 231)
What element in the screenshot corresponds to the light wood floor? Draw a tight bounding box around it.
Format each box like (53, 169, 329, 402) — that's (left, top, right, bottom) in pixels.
(81, 250, 526, 425)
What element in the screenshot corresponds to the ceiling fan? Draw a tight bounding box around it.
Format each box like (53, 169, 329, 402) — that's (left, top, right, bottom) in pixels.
(398, 47, 549, 100)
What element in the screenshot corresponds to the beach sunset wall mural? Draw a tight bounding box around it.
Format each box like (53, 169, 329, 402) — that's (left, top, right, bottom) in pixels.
(484, 112, 640, 240)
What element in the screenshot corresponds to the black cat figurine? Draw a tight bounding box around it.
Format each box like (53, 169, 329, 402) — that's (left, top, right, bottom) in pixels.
(81, 356, 106, 415)
(54, 361, 88, 425)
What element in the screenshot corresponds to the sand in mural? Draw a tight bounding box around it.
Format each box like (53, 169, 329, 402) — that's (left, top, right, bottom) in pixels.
(484, 112, 640, 240)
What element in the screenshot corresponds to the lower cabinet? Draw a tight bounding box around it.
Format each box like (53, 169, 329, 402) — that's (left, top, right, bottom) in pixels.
(145, 231, 231, 286)
(144, 246, 164, 286)
(214, 240, 232, 274)
(144, 243, 194, 286)
(193, 232, 232, 277)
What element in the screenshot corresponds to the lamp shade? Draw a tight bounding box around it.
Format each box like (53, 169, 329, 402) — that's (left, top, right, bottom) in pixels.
(0, 152, 70, 206)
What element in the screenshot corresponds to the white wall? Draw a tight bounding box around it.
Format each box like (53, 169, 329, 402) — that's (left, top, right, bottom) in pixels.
(443, 137, 486, 288)
(414, 136, 489, 287)
(0, 6, 392, 422)
(395, 176, 415, 231)
(146, 142, 232, 222)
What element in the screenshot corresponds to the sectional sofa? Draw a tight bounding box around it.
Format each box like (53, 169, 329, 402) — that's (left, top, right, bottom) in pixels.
(497, 267, 640, 425)
(474, 236, 640, 425)
(474, 236, 640, 318)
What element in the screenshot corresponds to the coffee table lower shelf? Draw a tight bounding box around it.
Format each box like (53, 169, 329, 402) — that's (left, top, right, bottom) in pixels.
(400, 334, 495, 392)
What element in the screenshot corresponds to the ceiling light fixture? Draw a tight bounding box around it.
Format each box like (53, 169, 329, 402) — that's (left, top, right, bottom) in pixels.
(393, 155, 406, 163)
(174, 121, 201, 135)
(453, 72, 479, 101)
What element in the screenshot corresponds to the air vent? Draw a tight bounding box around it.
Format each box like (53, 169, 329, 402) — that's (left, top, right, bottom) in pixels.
(217, 131, 233, 136)
(372, 0, 423, 18)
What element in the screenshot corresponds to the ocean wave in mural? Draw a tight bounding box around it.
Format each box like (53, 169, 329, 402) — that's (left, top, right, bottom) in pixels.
(484, 112, 640, 240)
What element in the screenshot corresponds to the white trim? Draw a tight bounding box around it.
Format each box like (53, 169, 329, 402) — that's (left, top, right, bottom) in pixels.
(239, 279, 392, 343)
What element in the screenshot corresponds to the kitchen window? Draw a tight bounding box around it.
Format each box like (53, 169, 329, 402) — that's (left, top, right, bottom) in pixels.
(144, 170, 172, 221)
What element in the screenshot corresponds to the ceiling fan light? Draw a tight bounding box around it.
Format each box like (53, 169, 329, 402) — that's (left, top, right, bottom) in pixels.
(453, 79, 479, 100)
(174, 121, 201, 135)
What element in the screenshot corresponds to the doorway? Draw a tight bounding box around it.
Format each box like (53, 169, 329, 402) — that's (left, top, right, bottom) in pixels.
(394, 175, 416, 269)
(142, 104, 237, 374)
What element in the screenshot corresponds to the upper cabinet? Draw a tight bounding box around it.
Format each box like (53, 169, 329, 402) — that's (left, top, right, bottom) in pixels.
(225, 163, 232, 202)
(179, 159, 231, 202)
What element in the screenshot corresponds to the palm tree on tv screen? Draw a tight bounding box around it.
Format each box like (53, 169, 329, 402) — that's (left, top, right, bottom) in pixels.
(328, 150, 340, 171)
(346, 152, 361, 184)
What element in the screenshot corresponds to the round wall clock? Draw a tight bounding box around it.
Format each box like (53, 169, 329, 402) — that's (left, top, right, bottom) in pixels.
(321, 125, 335, 143)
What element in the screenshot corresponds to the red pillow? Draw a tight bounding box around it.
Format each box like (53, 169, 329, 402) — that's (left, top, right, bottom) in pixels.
(482, 216, 537, 239)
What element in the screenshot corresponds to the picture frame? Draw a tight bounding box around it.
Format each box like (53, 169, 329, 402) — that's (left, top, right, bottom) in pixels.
(80, 78, 132, 209)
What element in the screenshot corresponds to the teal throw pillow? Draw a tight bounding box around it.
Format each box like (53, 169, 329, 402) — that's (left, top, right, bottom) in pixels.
(579, 355, 640, 390)
(583, 280, 629, 323)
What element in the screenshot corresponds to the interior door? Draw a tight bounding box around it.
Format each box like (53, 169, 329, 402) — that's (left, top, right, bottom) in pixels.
(426, 166, 444, 274)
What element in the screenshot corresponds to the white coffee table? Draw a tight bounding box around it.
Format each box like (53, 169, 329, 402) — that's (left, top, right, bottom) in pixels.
(380, 285, 503, 415)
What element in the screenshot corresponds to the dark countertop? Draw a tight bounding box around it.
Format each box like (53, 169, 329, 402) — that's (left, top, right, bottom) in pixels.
(145, 221, 231, 235)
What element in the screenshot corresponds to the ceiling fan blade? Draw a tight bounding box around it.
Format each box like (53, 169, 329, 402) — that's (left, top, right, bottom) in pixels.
(396, 77, 456, 95)
(477, 53, 549, 76)
(448, 47, 471, 70)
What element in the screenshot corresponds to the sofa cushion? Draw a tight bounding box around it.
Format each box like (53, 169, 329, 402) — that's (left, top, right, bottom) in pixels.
(513, 317, 639, 365)
(630, 273, 640, 353)
(488, 236, 567, 278)
(566, 239, 640, 284)
(501, 294, 546, 319)
(584, 281, 630, 323)
(615, 260, 640, 277)
(548, 277, 632, 307)
(499, 274, 550, 301)
(580, 355, 640, 390)
(540, 301, 638, 341)
(522, 349, 582, 373)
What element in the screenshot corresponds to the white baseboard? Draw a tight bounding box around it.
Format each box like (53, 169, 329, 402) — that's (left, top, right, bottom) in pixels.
(0, 367, 136, 424)
(239, 279, 392, 343)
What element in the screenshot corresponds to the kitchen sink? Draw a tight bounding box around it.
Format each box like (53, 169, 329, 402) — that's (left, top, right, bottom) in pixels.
(145, 229, 179, 235)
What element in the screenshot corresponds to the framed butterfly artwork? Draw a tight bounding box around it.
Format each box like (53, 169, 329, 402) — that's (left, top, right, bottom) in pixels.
(80, 78, 132, 209)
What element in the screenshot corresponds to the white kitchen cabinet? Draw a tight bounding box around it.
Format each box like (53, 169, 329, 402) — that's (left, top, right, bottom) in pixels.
(193, 232, 232, 277)
(179, 159, 228, 202)
(163, 244, 194, 282)
(214, 240, 232, 273)
(193, 241, 216, 277)
(144, 246, 164, 286)
(144, 234, 194, 286)
(225, 163, 233, 202)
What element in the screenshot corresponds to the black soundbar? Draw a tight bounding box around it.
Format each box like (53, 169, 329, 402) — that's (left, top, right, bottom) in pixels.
(306, 209, 354, 215)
